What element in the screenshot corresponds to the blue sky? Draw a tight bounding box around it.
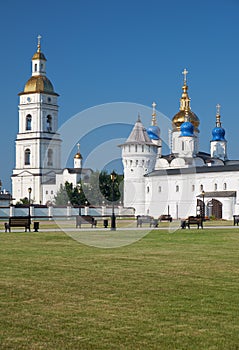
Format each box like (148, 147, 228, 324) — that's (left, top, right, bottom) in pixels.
(1, 0, 239, 191)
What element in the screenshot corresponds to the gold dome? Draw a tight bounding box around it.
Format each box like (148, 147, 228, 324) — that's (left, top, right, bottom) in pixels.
(172, 69, 200, 131)
(172, 110, 200, 131)
(19, 75, 58, 95)
(32, 51, 46, 60)
(74, 152, 82, 159)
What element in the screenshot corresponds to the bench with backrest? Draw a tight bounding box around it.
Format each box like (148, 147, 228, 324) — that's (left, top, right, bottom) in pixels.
(76, 215, 97, 228)
(8, 217, 31, 232)
(233, 215, 239, 226)
(137, 215, 158, 228)
(182, 216, 203, 229)
(159, 214, 173, 222)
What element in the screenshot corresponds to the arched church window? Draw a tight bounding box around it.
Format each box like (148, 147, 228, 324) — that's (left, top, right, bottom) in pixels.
(26, 115, 32, 131)
(158, 186, 162, 192)
(176, 185, 179, 192)
(25, 149, 30, 165)
(214, 183, 218, 191)
(47, 149, 53, 166)
(142, 145, 144, 152)
(34, 63, 37, 72)
(192, 185, 195, 192)
(46, 115, 52, 132)
(147, 186, 150, 193)
(182, 141, 184, 151)
(136, 160, 138, 166)
(200, 184, 203, 191)
(223, 183, 227, 190)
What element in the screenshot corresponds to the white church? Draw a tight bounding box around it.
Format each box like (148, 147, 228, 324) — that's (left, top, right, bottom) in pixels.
(11, 38, 239, 220)
(120, 70, 239, 220)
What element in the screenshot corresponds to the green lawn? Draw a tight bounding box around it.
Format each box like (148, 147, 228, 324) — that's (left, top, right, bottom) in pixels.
(0, 228, 239, 349)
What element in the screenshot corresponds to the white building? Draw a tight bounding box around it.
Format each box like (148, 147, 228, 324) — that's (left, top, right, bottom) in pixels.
(11, 37, 91, 204)
(120, 70, 239, 220)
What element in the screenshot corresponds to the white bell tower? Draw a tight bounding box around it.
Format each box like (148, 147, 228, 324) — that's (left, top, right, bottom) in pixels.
(12, 36, 62, 204)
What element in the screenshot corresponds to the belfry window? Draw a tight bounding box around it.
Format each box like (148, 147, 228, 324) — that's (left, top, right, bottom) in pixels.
(182, 141, 184, 151)
(47, 149, 53, 166)
(25, 149, 31, 165)
(26, 115, 32, 131)
(34, 63, 37, 72)
(46, 115, 52, 132)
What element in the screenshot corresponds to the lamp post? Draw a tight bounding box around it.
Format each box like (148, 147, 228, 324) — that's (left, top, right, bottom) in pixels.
(201, 190, 205, 221)
(77, 184, 81, 216)
(110, 170, 116, 231)
(28, 187, 32, 221)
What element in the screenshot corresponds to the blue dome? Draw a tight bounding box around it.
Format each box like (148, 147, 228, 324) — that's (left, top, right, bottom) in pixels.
(212, 127, 225, 141)
(180, 121, 194, 137)
(147, 125, 160, 140)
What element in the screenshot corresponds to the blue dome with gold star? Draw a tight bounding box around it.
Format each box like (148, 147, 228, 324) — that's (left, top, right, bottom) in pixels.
(147, 125, 160, 140)
(180, 121, 194, 137)
(212, 126, 225, 141)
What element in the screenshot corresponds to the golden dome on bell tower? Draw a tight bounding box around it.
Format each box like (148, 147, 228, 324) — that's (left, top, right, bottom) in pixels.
(172, 69, 200, 132)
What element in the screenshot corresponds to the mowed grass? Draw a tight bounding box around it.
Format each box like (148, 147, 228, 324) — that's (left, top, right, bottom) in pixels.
(0, 229, 239, 349)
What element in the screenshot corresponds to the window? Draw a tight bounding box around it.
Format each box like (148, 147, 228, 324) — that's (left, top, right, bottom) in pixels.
(142, 160, 145, 166)
(200, 184, 203, 191)
(142, 145, 144, 152)
(46, 115, 52, 132)
(26, 114, 32, 131)
(176, 185, 179, 192)
(46, 191, 48, 195)
(136, 160, 138, 166)
(130, 160, 133, 166)
(147, 186, 150, 193)
(223, 183, 227, 190)
(40, 63, 43, 70)
(47, 149, 53, 166)
(192, 185, 195, 192)
(182, 141, 184, 151)
(214, 183, 218, 191)
(135, 145, 137, 152)
(158, 186, 162, 192)
(51, 190, 53, 194)
(128, 145, 131, 152)
(34, 63, 37, 72)
(25, 149, 30, 165)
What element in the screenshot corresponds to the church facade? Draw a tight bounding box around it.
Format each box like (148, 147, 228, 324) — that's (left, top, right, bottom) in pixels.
(120, 70, 239, 220)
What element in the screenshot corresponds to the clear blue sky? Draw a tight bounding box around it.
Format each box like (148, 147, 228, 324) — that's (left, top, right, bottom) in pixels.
(1, 0, 239, 191)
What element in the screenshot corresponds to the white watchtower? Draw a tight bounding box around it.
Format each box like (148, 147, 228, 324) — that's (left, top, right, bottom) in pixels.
(120, 115, 158, 215)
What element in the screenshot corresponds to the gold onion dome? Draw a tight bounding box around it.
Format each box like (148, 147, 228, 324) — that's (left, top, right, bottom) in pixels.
(22, 75, 56, 94)
(172, 69, 200, 132)
(74, 152, 82, 159)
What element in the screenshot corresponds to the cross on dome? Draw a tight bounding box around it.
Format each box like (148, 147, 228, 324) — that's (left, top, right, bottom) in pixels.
(182, 68, 188, 85)
(216, 103, 221, 115)
(77, 143, 80, 151)
(37, 34, 42, 52)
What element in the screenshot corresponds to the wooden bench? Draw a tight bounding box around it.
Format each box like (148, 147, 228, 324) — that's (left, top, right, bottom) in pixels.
(76, 215, 97, 228)
(159, 214, 172, 222)
(137, 216, 158, 228)
(8, 217, 31, 232)
(181, 216, 203, 229)
(233, 215, 239, 226)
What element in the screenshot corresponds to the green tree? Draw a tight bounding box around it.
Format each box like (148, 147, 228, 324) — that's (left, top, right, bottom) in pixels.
(54, 172, 123, 206)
